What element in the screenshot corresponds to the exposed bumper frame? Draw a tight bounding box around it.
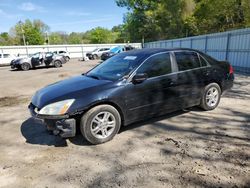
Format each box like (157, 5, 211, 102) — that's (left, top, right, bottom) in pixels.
(28, 103, 76, 138)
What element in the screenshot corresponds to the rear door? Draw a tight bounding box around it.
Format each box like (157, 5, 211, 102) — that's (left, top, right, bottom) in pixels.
(31, 53, 41, 67)
(173, 51, 204, 107)
(44, 52, 54, 64)
(124, 52, 178, 122)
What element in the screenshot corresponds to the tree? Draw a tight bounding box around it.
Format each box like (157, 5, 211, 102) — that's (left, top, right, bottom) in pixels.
(89, 27, 114, 43)
(116, 0, 250, 41)
(0, 32, 13, 46)
(68, 32, 83, 44)
(116, 0, 188, 42)
(185, 0, 250, 35)
(49, 32, 64, 44)
(10, 19, 49, 45)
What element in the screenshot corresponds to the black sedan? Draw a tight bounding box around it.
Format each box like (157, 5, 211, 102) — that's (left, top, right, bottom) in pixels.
(29, 48, 234, 144)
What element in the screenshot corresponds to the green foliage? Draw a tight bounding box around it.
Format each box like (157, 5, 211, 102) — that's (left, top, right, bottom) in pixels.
(13, 19, 49, 45)
(88, 27, 114, 43)
(116, 0, 250, 41)
(1, 1, 249, 46)
(0, 32, 12, 46)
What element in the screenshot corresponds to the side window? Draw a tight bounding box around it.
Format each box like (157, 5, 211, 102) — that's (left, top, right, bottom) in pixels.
(175, 52, 200, 71)
(32, 53, 40, 58)
(3, 54, 10, 58)
(59, 51, 65, 54)
(137, 53, 172, 78)
(45, 52, 53, 57)
(199, 55, 208, 67)
(0, 54, 2, 58)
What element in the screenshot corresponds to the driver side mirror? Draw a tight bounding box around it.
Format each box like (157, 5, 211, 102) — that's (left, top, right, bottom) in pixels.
(132, 73, 148, 84)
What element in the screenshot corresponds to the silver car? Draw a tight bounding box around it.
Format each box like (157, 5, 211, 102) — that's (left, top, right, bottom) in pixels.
(86, 48, 110, 60)
(10, 52, 66, 71)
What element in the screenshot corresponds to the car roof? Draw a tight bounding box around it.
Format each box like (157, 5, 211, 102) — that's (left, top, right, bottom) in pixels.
(122, 48, 202, 56)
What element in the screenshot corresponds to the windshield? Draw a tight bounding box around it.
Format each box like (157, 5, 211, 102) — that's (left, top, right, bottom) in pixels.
(110, 47, 122, 53)
(93, 48, 99, 52)
(86, 53, 142, 81)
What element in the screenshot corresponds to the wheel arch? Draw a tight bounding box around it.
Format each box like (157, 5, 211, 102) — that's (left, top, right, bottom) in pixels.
(80, 100, 125, 126)
(205, 80, 222, 92)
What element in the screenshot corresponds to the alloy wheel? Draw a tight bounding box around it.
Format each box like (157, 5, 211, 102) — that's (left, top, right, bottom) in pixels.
(90, 111, 116, 139)
(206, 87, 219, 107)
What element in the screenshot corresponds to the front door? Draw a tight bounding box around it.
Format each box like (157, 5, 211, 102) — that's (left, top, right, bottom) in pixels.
(124, 52, 178, 123)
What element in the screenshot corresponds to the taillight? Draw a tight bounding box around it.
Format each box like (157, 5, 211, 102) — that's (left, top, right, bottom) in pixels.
(229, 64, 234, 74)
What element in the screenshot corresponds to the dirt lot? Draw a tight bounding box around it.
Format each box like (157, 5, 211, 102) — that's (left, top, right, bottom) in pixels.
(0, 59, 249, 188)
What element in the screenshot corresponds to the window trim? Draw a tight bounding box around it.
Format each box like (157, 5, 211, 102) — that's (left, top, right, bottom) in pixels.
(127, 50, 212, 83)
(127, 51, 175, 83)
(173, 50, 211, 73)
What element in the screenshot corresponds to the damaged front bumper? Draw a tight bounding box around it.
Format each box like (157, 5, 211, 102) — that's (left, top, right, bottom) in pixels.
(28, 103, 76, 138)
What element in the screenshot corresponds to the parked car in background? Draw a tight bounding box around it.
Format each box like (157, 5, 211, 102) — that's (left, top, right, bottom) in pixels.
(125, 45, 135, 51)
(86, 48, 110, 60)
(100, 46, 125, 61)
(53, 50, 70, 61)
(101, 45, 136, 61)
(29, 48, 234, 144)
(11, 52, 66, 71)
(0, 53, 17, 65)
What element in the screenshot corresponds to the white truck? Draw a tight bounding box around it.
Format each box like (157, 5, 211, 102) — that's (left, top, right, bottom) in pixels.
(0, 53, 17, 66)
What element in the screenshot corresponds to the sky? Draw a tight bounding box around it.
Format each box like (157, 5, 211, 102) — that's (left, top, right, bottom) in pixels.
(0, 0, 128, 33)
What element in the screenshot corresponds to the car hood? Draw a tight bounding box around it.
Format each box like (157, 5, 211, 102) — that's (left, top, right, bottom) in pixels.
(13, 57, 30, 64)
(32, 75, 112, 108)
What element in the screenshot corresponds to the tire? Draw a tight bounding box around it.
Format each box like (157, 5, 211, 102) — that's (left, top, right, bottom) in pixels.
(65, 56, 70, 61)
(93, 54, 98, 60)
(80, 105, 121, 145)
(200, 83, 221, 111)
(21, 63, 30, 71)
(54, 60, 62, 68)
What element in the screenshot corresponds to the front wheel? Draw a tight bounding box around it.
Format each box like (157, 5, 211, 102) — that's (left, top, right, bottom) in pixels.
(54, 60, 62, 68)
(21, 63, 30, 71)
(80, 105, 121, 145)
(200, 83, 221, 111)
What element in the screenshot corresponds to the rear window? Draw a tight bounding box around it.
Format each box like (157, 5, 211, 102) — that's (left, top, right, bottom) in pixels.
(200, 53, 217, 65)
(199, 55, 208, 67)
(3, 54, 10, 58)
(175, 51, 200, 71)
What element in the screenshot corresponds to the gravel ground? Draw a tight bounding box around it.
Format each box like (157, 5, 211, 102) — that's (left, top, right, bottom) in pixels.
(0, 59, 249, 188)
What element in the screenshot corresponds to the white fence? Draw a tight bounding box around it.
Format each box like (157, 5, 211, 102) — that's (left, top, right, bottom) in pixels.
(0, 43, 142, 59)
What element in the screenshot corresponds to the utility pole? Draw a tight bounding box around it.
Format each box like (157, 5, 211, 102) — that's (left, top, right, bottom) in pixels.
(18, 21, 28, 56)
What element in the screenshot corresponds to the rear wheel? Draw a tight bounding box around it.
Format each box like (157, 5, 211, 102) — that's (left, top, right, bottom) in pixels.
(200, 83, 221, 111)
(21, 63, 30, 71)
(54, 60, 62, 68)
(80, 105, 121, 145)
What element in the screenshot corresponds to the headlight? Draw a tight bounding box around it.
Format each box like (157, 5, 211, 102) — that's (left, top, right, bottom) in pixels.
(38, 99, 75, 115)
